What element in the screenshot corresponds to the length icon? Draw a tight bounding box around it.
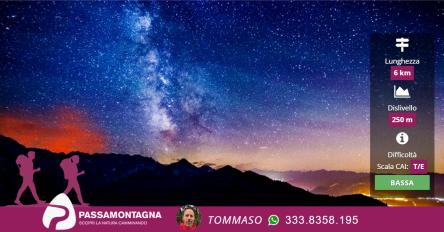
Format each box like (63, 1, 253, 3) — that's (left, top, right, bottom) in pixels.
(395, 37, 409, 52)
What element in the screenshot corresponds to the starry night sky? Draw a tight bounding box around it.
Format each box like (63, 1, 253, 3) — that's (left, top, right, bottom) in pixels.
(1, 1, 444, 172)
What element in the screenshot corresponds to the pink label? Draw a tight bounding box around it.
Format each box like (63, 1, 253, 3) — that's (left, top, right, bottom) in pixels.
(390, 66, 414, 80)
(388, 112, 416, 127)
(410, 160, 428, 174)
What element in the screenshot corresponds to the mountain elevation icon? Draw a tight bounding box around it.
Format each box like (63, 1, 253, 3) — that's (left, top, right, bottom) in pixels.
(394, 85, 411, 99)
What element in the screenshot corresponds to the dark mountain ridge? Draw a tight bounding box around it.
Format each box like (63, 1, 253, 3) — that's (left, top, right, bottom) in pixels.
(0, 135, 384, 206)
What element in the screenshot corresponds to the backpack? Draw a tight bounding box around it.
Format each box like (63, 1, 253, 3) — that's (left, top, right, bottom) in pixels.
(16, 154, 27, 176)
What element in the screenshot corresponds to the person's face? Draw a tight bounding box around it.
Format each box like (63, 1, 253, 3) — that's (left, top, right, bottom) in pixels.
(182, 209, 195, 227)
(71, 155, 79, 164)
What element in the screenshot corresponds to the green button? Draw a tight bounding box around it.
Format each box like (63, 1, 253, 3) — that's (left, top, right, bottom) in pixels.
(375, 175, 430, 190)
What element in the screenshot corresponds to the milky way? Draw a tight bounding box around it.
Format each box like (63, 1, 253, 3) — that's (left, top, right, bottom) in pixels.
(1, 1, 444, 171)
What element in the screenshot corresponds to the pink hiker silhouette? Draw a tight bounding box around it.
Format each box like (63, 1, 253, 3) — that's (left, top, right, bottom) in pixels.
(60, 155, 88, 205)
(15, 151, 45, 205)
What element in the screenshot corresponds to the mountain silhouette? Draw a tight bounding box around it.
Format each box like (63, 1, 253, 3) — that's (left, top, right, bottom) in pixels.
(0, 135, 384, 206)
(255, 169, 444, 201)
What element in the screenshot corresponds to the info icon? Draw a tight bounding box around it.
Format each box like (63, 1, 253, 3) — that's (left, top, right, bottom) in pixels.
(396, 132, 409, 145)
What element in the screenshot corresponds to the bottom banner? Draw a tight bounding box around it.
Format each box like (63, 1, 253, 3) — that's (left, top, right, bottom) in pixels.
(0, 205, 442, 232)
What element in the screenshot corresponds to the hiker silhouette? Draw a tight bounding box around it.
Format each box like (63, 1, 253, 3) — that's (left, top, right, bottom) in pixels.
(60, 155, 88, 205)
(15, 151, 45, 205)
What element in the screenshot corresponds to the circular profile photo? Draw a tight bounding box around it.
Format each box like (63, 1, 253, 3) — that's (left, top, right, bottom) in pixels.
(176, 205, 201, 231)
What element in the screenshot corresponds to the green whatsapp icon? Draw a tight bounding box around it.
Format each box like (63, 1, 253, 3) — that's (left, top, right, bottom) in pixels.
(268, 214, 279, 226)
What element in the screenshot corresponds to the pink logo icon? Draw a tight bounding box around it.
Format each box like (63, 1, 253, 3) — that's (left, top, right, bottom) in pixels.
(42, 193, 76, 230)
